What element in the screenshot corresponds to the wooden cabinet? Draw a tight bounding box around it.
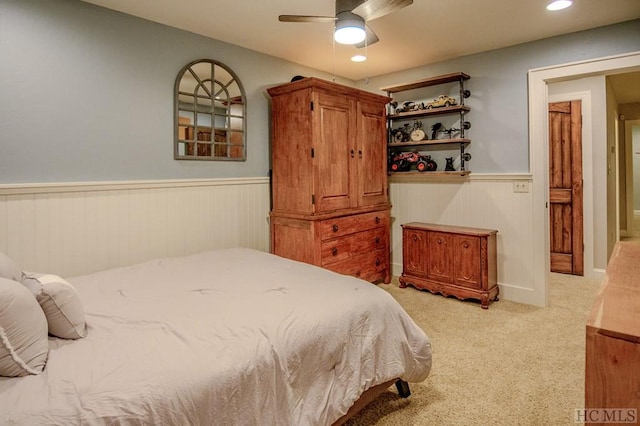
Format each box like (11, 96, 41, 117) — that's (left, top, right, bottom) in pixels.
(381, 72, 472, 176)
(585, 242, 640, 422)
(267, 77, 391, 283)
(399, 222, 498, 308)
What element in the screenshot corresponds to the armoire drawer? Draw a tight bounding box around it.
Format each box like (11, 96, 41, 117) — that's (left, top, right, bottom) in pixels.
(320, 228, 387, 265)
(324, 248, 388, 281)
(319, 211, 389, 240)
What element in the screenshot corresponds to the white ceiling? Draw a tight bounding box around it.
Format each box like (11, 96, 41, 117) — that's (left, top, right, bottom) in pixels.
(80, 0, 640, 81)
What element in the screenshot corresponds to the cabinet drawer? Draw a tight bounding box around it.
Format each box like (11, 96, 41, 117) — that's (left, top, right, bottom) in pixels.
(324, 248, 388, 280)
(321, 228, 387, 265)
(319, 211, 389, 240)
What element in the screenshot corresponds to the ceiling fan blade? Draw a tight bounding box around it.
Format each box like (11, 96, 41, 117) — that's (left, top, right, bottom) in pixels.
(278, 15, 336, 23)
(355, 25, 379, 48)
(352, 0, 413, 22)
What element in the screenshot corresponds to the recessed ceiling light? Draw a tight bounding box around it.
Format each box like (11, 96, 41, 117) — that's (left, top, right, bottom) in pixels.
(546, 0, 573, 11)
(351, 55, 367, 62)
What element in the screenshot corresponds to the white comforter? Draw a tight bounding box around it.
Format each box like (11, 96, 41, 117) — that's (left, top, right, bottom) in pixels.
(0, 248, 431, 425)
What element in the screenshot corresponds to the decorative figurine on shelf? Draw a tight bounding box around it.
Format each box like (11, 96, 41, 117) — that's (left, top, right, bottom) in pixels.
(425, 95, 457, 109)
(431, 122, 454, 139)
(389, 151, 437, 172)
(391, 120, 427, 143)
(431, 121, 471, 139)
(445, 157, 455, 171)
(391, 100, 425, 114)
(391, 123, 411, 142)
(409, 120, 426, 141)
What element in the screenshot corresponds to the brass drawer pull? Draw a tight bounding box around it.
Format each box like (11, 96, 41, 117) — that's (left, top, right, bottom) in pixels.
(332, 247, 338, 256)
(332, 224, 339, 232)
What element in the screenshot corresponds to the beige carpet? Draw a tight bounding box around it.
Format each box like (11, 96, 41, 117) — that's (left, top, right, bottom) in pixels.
(346, 272, 603, 426)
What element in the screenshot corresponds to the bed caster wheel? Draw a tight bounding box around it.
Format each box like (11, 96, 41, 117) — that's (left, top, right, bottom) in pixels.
(395, 380, 411, 398)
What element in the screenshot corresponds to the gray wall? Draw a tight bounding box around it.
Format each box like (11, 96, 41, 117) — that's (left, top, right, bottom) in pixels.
(359, 20, 640, 173)
(1, 0, 639, 183)
(0, 0, 343, 183)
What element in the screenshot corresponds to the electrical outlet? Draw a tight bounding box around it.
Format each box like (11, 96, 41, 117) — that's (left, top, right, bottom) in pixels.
(513, 181, 529, 193)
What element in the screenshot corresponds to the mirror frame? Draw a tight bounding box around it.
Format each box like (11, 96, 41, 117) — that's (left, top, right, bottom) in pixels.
(174, 59, 247, 161)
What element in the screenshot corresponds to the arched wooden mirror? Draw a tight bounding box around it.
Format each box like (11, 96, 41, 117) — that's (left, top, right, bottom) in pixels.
(175, 59, 246, 160)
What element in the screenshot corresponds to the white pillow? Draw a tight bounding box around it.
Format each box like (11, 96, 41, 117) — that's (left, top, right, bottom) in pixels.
(0, 277, 49, 377)
(22, 273, 87, 340)
(0, 252, 22, 282)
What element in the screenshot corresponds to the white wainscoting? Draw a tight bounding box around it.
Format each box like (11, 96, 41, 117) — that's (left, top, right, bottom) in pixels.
(0, 178, 271, 278)
(1, 174, 539, 305)
(389, 173, 536, 305)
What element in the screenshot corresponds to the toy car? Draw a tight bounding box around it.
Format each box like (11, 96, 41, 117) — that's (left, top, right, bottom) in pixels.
(425, 95, 457, 109)
(392, 101, 425, 114)
(389, 151, 437, 172)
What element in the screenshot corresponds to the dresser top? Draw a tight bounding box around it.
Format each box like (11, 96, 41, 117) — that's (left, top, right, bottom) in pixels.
(587, 241, 640, 343)
(402, 222, 498, 236)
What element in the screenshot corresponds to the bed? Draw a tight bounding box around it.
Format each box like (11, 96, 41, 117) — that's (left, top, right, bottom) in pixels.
(0, 248, 432, 425)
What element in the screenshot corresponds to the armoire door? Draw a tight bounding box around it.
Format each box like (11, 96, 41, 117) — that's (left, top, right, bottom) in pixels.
(548, 100, 584, 276)
(312, 91, 355, 213)
(356, 100, 388, 208)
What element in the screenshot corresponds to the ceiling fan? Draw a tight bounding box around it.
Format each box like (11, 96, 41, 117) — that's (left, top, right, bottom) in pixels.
(278, 0, 413, 48)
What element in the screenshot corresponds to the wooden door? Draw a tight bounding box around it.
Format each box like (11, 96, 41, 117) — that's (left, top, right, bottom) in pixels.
(548, 101, 584, 275)
(356, 100, 388, 207)
(312, 91, 355, 213)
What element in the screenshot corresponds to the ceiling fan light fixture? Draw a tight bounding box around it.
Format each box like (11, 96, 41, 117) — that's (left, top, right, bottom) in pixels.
(351, 54, 367, 62)
(546, 0, 573, 11)
(334, 13, 366, 45)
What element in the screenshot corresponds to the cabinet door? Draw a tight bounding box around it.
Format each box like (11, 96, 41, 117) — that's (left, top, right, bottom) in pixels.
(453, 235, 482, 289)
(312, 91, 355, 213)
(356, 100, 388, 207)
(403, 228, 428, 276)
(427, 232, 453, 283)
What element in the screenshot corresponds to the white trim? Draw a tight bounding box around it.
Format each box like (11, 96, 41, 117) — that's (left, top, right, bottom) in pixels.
(389, 173, 532, 183)
(529, 51, 640, 306)
(0, 177, 270, 195)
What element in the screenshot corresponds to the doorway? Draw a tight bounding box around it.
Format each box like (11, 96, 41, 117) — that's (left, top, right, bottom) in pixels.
(621, 118, 640, 243)
(529, 51, 640, 307)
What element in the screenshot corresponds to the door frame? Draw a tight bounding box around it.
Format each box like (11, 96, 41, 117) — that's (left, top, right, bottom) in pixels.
(529, 51, 640, 307)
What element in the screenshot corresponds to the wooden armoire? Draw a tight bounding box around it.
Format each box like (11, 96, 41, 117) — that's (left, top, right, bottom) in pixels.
(267, 77, 391, 283)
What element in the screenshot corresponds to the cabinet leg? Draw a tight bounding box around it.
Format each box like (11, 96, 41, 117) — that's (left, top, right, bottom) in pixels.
(398, 276, 407, 288)
(395, 379, 411, 398)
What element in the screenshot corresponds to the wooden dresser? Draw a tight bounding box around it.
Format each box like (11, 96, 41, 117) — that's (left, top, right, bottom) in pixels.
(585, 241, 640, 421)
(267, 78, 391, 283)
(399, 222, 499, 308)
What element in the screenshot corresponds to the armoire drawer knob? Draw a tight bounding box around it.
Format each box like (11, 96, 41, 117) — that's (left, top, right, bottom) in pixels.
(375, 216, 381, 224)
(412, 235, 418, 242)
(332, 247, 338, 256)
(375, 259, 381, 266)
(332, 224, 339, 232)
(375, 237, 380, 244)
(463, 242, 469, 248)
